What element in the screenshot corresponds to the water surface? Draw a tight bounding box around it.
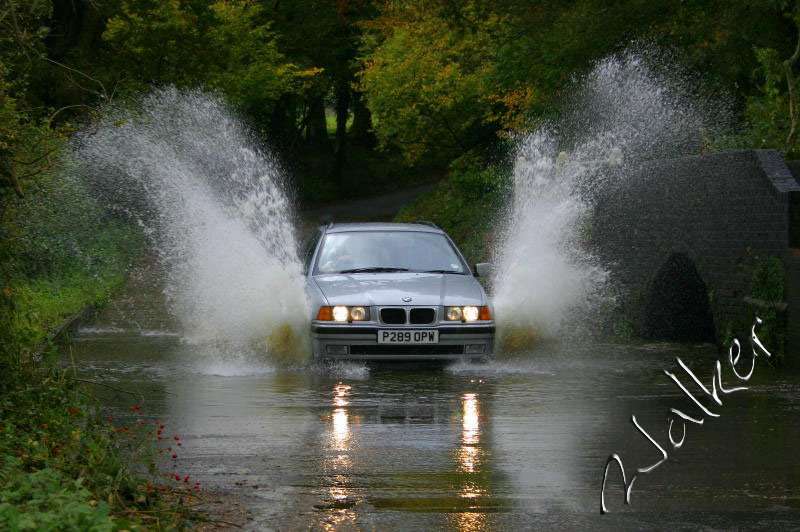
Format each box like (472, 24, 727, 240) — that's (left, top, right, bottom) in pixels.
(72, 321, 800, 530)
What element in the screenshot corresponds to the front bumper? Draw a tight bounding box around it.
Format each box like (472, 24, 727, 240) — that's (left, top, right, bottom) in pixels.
(311, 323, 494, 361)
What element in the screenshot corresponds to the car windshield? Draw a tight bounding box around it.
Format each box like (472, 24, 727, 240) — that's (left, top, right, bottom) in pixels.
(315, 231, 467, 274)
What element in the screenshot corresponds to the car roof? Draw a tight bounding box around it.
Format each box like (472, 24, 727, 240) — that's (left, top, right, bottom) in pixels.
(322, 222, 444, 234)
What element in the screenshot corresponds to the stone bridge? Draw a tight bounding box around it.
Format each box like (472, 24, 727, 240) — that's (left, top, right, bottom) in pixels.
(593, 149, 800, 357)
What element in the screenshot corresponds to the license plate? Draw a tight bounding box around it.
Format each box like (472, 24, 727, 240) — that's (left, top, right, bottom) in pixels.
(377, 329, 439, 344)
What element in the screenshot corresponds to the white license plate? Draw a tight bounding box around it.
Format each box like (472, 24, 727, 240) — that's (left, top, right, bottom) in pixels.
(377, 329, 439, 344)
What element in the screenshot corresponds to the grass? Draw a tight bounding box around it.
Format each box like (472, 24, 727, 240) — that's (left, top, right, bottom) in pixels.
(325, 111, 353, 135)
(9, 268, 127, 348)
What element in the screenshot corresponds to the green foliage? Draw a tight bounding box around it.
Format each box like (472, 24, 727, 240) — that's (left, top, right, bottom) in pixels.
(742, 45, 800, 157)
(103, 0, 320, 124)
(0, 459, 122, 531)
(0, 357, 189, 530)
(719, 255, 787, 363)
(0, 155, 174, 526)
(360, 0, 800, 164)
(747, 255, 786, 362)
(0, 162, 144, 353)
(358, 3, 499, 164)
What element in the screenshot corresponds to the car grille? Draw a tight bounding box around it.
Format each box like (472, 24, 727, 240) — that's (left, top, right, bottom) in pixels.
(409, 308, 435, 324)
(349, 345, 465, 355)
(380, 308, 406, 324)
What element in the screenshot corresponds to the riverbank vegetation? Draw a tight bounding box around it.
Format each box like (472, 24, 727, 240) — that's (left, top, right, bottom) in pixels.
(2, 0, 799, 525)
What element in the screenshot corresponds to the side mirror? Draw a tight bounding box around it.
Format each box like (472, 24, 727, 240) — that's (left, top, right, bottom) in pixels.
(474, 263, 492, 278)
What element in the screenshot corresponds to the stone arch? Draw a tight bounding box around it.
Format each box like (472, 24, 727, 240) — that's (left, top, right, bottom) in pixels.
(642, 253, 716, 342)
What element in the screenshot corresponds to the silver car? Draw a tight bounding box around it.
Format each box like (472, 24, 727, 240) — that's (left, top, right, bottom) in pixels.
(304, 222, 494, 362)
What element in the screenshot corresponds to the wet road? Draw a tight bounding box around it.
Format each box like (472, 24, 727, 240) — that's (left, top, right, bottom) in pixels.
(72, 315, 800, 530)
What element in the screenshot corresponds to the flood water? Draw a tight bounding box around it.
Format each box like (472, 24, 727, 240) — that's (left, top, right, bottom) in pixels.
(69, 274, 800, 531)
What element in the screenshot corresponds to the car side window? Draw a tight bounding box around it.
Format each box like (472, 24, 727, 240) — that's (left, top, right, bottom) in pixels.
(302, 229, 323, 274)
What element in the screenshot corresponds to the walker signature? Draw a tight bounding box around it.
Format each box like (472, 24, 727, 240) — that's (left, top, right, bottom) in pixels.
(599, 317, 773, 514)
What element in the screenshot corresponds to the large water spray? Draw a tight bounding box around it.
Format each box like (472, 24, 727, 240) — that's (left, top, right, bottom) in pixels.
(73, 87, 308, 362)
(492, 51, 726, 349)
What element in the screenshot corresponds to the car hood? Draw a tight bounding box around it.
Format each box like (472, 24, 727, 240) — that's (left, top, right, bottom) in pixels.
(312, 272, 485, 307)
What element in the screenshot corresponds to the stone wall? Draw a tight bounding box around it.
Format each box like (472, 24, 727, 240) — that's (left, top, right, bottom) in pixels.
(593, 150, 799, 354)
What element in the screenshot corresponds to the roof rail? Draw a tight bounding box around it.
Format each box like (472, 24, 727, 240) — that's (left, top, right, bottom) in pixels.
(414, 220, 439, 229)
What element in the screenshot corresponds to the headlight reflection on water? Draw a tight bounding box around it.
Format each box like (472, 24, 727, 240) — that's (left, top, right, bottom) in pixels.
(330, 383, 353, 451)
(331, 407, 350, 448)
(459, 392, 481, 473)
(334, 382, 351, 407)
(455, 392, 491, 531)
(322, 383, 358, 530)
(450, 512, 488, 532)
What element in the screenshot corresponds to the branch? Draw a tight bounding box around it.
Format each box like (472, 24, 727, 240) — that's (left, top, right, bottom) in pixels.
(36, 53, 108, 99)
(785, 14, 800, 148)
(72, 378, 146, 401)
(47, 104, 90, 126)
(11, 146, 60, 167)
(9, 168, 25, 198)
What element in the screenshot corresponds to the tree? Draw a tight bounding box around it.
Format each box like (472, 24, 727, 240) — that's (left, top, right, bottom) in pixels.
(103, 0, 320, 126)
(263, 0, 376, 175)
(357, 0, 504, 164)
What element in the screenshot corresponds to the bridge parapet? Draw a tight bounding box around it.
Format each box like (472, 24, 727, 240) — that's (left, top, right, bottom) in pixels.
(593, 150, 799, 357)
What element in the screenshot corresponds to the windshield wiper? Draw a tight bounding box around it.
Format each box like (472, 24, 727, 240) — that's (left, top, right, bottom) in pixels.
(339, 267, 410, 273)
(422, 269, 466, 274)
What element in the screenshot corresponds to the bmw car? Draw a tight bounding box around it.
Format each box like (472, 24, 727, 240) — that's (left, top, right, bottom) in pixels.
(303, 221, 494, 362)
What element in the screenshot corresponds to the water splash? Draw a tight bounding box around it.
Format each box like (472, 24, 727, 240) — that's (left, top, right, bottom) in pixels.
(73, 87, 309, 362)
(492, 50, 725, 350)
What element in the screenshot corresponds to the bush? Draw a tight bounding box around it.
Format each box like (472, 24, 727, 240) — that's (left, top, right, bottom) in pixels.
(0, 460, 122, 531)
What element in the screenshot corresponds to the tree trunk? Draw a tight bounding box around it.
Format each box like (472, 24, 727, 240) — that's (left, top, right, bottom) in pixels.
(350, 90, 375, 147)
(329, 82, 350, 183)
(306, 95, 331, 151)
(268, 97, 293, 149)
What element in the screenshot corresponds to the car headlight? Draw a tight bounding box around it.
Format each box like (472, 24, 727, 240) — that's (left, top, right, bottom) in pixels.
(349, 306, 368, 321)
(316, 306, 370, 322)
(332, 306, 349, 322)
(446, 306, 462, 321)
(445, 306, 492, 322)
(463, 306, 479, 321)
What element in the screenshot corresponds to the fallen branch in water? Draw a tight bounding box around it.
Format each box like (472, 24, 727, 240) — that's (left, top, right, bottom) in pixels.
(72, 378, 145, 402)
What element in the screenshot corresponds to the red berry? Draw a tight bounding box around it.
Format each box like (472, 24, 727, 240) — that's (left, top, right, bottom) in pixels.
(171, 454, 177, 459)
